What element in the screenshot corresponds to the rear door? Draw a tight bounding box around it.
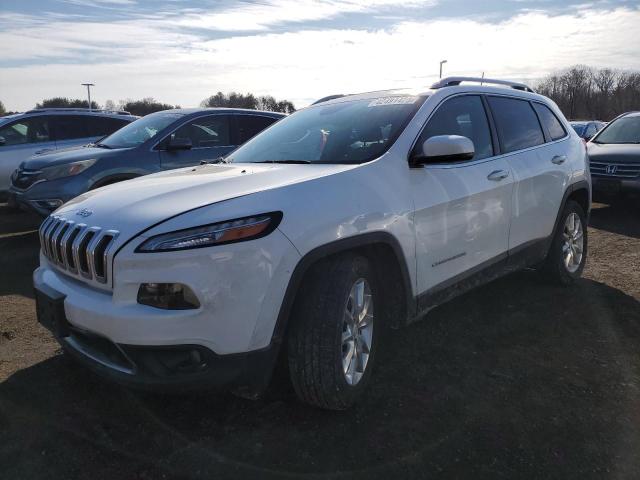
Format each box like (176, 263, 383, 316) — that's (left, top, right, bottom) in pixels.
(411, 94, 514, 294)
(0, 115, 54, 191)
(487, 96, 571, 250)
(159, 114, 234, 170)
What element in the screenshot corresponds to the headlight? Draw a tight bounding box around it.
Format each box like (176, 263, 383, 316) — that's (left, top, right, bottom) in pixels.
(135, 212, 282, 252)
(40, 158, 97, 181)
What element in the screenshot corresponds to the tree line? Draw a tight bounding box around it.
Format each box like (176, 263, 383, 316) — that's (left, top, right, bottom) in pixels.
(0, 92, 296, 117)
(535, 65, 640, 121)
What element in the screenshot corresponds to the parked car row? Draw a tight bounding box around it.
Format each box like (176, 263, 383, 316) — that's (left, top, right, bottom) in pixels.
(31, 77, 593, 410)
(5, 108, 284, 215)
(570, 120, 606, 142)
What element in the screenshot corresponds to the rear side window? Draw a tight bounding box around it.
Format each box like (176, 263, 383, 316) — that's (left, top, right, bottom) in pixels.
(87, 117, 130, 137)
(171, 115, 231, 147)
(236, 115, 278, 144)
(54, 115, 90, 141)
(488, 97, 544, 153)
(417, 95, 494, 160)
(0, 116, 51, 146)
(532, 103, 566, 141)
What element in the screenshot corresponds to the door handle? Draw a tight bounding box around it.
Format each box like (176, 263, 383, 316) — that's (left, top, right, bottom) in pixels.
(551, 155, 567, 165)
(487, 170, 509, 181)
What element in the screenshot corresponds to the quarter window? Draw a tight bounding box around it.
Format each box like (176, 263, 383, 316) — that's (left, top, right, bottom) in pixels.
(488, 97, 545, 153)
(87, 117, 130, 137)
(0, 117, 51, 146)
(171, 115, 231, 148)
(416, 95, 494, 161)
(532, 103, 566, 141)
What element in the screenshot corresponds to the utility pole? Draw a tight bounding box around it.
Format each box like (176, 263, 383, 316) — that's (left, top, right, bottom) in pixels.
(81, 83, 95, 111)
(439, 60, 448, 79)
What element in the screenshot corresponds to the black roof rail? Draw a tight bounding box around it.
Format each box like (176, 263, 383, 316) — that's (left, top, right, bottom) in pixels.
(25, 108, 133, 115)
(431, 76, 535, 93)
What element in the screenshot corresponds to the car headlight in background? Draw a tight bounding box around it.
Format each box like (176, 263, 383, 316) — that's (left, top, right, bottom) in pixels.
(135, 212, 282, 252)
(39, 158, 97, 181)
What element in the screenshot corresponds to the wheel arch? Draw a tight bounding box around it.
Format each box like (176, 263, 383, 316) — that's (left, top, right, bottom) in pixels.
(546, 180, 591, 254)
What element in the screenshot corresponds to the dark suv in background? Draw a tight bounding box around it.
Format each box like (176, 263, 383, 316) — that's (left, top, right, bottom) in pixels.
(570, 120, 606, 142)
(0, 108, 137, 198)
(10, 108, 284, 215)
(587, 111, 640, 203)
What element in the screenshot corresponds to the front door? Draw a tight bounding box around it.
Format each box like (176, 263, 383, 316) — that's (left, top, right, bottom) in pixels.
(410, 94, 514, 296)
(159, 114, 235, 170)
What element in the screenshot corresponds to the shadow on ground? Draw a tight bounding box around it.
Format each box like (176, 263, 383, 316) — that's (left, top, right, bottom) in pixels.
(590, 202, 640, 239)
(2, 270, 640, 479)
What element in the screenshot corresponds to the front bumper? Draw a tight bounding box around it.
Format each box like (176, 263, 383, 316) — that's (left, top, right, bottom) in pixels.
(34, 274, 280, 392)
(592, 176, 640, 199)
(9, 175, 90, 216)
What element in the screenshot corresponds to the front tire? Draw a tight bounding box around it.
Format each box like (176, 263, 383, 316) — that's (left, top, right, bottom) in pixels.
(287, 253, 379, 410)
(543, 200, 588, 285)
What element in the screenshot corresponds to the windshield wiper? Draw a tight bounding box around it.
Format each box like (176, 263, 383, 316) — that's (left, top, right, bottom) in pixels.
(255, 160, 312, 164)
(94, 143, 112, 149)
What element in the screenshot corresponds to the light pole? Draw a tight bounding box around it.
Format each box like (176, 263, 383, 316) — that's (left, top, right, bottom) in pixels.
(81, 83, 95, 111)
(439, 60, 448, 79)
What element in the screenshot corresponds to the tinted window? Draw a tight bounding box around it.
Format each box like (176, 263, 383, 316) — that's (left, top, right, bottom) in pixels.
(586, 123, 597, 138)
(55, 115, 90, 141)
(237, 115, 278, 144)
(488, 97, 544, 153)
(533, 103, 566, 141)
(416, 95, 493, 161)
(0, 117, 51, 146)
(171, 115, 231, 148)
(87, 117, 130, 137)
(229, 96, 426, 164)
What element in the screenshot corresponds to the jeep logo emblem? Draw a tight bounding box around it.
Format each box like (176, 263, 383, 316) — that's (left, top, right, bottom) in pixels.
(76, 208, 93, 218)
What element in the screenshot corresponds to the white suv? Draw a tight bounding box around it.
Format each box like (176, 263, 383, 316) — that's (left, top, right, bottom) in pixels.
(34, 78, 590, 410)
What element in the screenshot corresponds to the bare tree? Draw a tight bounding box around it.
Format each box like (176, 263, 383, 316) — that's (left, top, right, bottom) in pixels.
(201, 92, 295, 113)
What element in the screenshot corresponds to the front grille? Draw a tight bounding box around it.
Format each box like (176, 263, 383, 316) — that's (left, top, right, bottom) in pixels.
(39, 215, 119, 285)
(11, 168, 43, 190)
(590, 161, 640, 179)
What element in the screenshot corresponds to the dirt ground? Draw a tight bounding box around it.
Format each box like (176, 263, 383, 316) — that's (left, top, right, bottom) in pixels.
(1, 202, 639, 479)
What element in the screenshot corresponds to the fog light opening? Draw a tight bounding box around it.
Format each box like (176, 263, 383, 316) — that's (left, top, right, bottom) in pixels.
(137, 283, 200, 310)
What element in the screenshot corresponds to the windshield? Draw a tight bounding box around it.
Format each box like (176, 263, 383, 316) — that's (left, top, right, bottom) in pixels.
(100, 112, 182, 148)
(228, 95, 426, 164)
(593, 115, 640, 144)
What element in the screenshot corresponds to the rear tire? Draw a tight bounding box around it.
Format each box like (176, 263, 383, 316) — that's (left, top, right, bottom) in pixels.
(287, 253, 379, 410)
(543, 200, 588, 285)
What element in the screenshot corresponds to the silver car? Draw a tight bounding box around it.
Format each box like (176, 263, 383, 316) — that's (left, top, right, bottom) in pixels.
(0, 108, 137, 197)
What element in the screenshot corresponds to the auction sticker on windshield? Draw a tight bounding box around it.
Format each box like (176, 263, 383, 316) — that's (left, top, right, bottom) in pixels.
(368, 96, 419, 107)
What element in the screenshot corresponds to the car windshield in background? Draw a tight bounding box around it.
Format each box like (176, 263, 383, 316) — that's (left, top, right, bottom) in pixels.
(228, 95, 427, 164)
(593, 115, 640, 144)
(571, 123, 586, 136)
(100, 112, 182, 149)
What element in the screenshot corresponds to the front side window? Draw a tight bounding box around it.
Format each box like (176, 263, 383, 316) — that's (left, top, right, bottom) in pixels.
(593, 115, 640, 144)
(416, 95, 494, 161)
(100, 112, 182, 149)
(488, 96, 545, 153)
(170, 115, 231, 148)
(228, 95, 426, 164)
(533, 103, 566, 141)
(0, 117, 51, 146)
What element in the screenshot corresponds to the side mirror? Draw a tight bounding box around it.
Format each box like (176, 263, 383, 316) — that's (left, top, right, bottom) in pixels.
(0, 136, 5, 146)
(166, 137, 192, 151)
(410, 135, 475, 166)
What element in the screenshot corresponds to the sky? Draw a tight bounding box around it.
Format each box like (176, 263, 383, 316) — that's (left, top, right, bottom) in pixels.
(1, 0, 639, 111)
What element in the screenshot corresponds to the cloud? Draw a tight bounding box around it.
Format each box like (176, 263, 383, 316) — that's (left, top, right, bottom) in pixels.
(0, 4, 639, 111)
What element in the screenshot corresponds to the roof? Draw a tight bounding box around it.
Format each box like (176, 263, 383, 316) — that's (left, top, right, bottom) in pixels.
(163, 107, 286, 117)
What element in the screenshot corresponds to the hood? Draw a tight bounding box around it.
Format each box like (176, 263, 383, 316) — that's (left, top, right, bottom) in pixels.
(54, 162, 353, 242)
(587, 142, 640, 164)
(23, 145, 127, 170)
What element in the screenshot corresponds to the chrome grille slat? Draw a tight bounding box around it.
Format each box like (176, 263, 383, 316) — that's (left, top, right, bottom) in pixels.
(39, 215, 119, 287)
